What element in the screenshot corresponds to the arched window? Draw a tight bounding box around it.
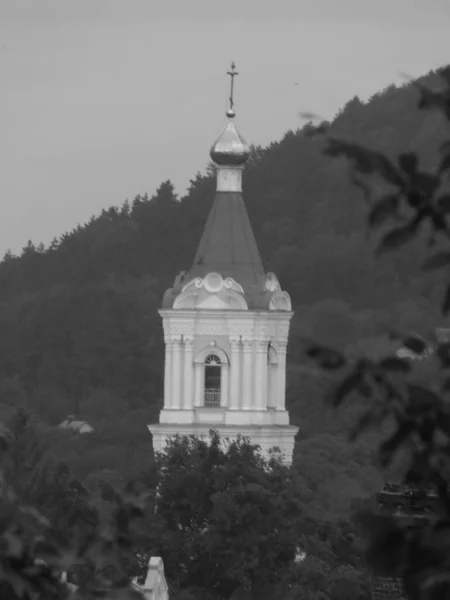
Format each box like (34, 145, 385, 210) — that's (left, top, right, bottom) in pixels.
(204, 354, 221, 407)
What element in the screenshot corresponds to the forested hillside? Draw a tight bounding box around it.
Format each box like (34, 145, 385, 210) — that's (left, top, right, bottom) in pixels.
(0, 67, 447, 597)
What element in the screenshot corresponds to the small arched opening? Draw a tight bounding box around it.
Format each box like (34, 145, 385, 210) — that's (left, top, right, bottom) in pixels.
(268, 345, 278, 366)
(204, 354, 222, 407)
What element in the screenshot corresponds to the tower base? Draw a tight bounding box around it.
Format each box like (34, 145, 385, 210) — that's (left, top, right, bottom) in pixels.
(148, 422, 298, 466)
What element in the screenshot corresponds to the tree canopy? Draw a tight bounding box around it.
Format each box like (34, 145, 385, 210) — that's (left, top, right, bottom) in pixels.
(147, 431, 302, 599)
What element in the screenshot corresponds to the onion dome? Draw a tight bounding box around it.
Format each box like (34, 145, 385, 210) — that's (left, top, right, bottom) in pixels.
(210, 109, 250, 166)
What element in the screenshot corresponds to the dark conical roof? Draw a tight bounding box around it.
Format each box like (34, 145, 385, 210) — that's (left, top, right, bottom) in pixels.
(186, 191, 265, 287)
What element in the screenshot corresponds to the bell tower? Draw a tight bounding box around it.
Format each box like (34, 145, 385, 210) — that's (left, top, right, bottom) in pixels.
(148, 63, 298, 464)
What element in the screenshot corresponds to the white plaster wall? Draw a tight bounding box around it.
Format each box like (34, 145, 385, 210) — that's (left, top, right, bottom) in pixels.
(155, 307, 295, 459)
(194, 335, 230, 357)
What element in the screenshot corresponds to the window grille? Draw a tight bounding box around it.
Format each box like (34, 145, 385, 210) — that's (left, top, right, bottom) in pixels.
(204, 354, 221, 407)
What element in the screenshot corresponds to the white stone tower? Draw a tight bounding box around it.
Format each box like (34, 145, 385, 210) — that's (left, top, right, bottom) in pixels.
(148, 63, 298, 464)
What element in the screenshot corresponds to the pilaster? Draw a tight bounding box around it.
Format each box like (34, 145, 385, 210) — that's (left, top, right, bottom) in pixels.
(242, 338, 253, 410)
(273, 341, 287, 411)
(267, 361, 278, 409)
(183, 337, 194, 409)
(164, 339, 174, 409)
(171, 335, 182, 410)
(254, 340, 268, 410)
(229, 336, 241, 410)
(194, 362, 203, 408)
(221, 363, 229, 408)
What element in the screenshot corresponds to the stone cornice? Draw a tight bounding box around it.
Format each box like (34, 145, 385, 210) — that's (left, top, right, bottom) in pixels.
(159, 310, 292, 343)
(159, 309, 294, 320)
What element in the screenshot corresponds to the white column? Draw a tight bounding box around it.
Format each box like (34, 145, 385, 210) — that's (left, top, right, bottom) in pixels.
(268, 363, 277, 409)
(163, 339, 174, 409)
(183, 337, 194, 409)
(254, 341, 268, 410)
(229, 337, 241, 410)
(220, 363, 229, 408)
(242, 339, 253, 410)
(171, 336, 182, 410)
(276, 342, 287, 411)
(194, 362, 203, 407)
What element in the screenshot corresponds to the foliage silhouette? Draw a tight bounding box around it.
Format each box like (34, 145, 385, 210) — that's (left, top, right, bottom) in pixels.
(147, 430, 302, 600)
(305, 65, 450, 600)
(0, 409, 152, 599)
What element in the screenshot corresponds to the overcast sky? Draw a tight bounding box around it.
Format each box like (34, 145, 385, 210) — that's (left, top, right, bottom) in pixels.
(1, 0, 449, 254)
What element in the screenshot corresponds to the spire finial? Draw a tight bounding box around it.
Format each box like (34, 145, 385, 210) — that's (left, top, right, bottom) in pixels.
(226, 61, 238, 118)
(210, 61, 250, 172)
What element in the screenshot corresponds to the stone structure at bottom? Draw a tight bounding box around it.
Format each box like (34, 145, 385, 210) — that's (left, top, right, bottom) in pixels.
(148, 65, 298, 464)
(371, 576, 406, 600)
(370, 483, 438, 600)
(61, 556, 169, 599)
(132, 557, 169, 600)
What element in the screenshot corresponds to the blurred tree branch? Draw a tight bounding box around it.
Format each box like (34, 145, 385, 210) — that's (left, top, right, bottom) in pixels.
(305, 65, 450, 600)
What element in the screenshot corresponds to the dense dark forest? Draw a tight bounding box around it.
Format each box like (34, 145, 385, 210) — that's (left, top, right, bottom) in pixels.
(1, 68, 448, 598)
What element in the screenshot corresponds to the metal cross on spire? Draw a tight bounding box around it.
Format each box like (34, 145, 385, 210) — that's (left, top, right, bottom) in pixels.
(227, 61, 238, 113)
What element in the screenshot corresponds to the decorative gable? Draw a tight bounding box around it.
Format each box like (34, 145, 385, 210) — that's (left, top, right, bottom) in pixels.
(173, 273, 248, 310)
(170, 271, 292, 312)
(265, 273, 292, 311)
